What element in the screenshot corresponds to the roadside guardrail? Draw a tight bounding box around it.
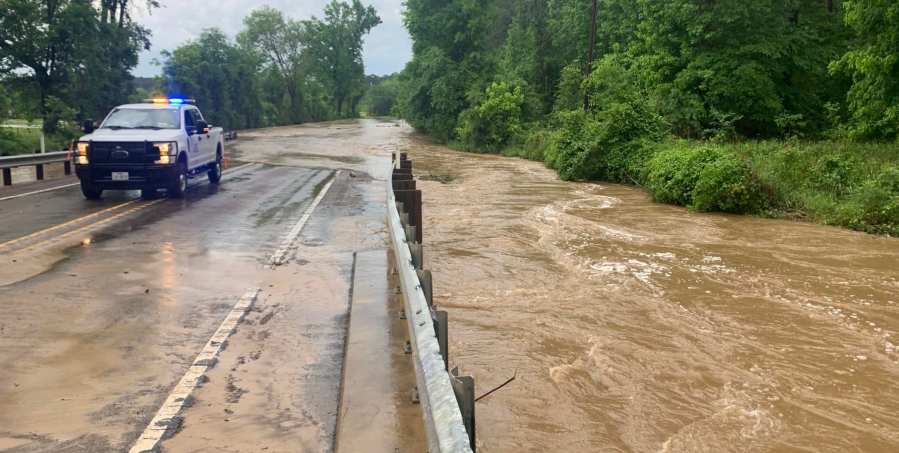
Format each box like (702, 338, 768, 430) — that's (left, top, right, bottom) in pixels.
(388, 153, 476, 452)
(0, 151, 71, 186)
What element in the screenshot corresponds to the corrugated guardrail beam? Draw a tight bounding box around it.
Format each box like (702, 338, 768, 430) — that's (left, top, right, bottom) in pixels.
(388, 154, 475, 453)
(0, 151, 71, 186)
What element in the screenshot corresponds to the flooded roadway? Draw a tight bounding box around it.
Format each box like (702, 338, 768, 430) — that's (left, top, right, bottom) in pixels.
(402, 132, 899, 452)
(2, 119, 896, 452)
(0, 119, 421, 452)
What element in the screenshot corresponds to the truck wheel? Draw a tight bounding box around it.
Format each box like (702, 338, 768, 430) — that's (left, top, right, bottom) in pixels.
(169, 160, 188, 198)
(80, 179, 103, 200)
(208, 153, 222, 184)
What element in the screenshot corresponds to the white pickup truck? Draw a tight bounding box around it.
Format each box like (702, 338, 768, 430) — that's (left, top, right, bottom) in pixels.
(74, 99, 224, 199)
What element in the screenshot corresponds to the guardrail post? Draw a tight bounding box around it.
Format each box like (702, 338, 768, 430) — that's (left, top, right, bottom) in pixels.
(451, 372, 476, 452)
(409, 243, 423, 269)
(2, 168, 11, 186)
(392, 179, 416, 191)
(434, 310, 448, 370)
(64, 160, 72, 176)
(394, 189, 423, 244)
(416, 269, 433, 307)
(35, 164, 44, 180)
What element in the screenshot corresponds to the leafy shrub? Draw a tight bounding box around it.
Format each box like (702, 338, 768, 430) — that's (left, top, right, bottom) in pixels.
(503, 126, 551, 161)
(693, 153, 764, 213)
(545, 56, 667, 182)
(644, 145, 725, 206)
(811, 155, 859, 196)
(456, 81, 525, 151)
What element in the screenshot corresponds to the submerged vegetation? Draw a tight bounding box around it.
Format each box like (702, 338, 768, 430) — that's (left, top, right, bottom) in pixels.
(396, 0, 899, 235)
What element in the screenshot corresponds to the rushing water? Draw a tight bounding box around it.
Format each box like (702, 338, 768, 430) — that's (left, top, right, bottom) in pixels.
(400, 130, 899, 453)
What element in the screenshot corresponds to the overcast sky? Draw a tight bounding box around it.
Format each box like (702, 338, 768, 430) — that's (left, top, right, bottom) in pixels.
(132, 0, 411, 78)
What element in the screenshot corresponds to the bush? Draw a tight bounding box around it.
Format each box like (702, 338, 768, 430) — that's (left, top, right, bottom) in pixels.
(503, 126, 551, 161)
(456, 81, 525, 151)
(544, 103, 666, 182)
(693, 153, 764, 213)
(644, 145, 725, 206)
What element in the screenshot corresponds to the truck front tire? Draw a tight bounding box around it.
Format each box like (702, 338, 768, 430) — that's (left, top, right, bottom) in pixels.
(169, 161, 188, 198)
(208, 153, 222, 184)
(80, 179, 103, 200)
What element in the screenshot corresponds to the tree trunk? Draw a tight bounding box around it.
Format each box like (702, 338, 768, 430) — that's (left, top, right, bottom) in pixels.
(119, 0, 127, 26)
(583, 0, 598, 112)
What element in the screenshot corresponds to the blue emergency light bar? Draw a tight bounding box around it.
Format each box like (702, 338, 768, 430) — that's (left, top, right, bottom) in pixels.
(144, 98, 197, 105)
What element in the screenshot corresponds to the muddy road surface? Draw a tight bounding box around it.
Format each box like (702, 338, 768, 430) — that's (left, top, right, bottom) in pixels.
(402, 135, 899, 452)
(0, 120, 413, 452)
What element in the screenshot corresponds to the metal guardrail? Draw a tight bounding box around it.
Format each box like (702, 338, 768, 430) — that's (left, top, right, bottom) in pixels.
(388, 153, 475, 453)
(0, 151, 71, 186)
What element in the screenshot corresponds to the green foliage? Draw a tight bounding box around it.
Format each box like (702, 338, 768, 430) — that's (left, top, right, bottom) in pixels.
(163, 2, 381, 130)
(831, 0, 899, 140)
(692, 153, 764, 213)
(163, 30, 264, 130)
(456, 82, 525, 151)
(503, 127, 552, 161)
(397, 0, 899, 235)
(397, 47, 470, 142)
(545, 57, 667, 182)
(0, 0, 151, 135)
(644, 146, 727, 207)
(306, 0, 382, 116)
(360, 74, 401, 116)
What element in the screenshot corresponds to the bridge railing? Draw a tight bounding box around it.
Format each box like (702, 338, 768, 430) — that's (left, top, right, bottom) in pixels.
(0, 151, 71, 186)
(387, 153, 476, 453)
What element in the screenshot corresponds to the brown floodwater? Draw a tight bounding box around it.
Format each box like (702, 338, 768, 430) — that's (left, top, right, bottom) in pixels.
(400, 130, 899, 452)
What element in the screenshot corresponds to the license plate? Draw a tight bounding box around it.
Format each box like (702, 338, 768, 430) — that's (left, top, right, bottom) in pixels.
(111, 172, 129, 181)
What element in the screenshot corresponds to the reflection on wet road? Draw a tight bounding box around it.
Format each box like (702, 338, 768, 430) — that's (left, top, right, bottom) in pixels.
(404, 137, 899, 452)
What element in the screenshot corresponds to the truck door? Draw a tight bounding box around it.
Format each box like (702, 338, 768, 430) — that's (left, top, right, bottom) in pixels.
(184, 108, 202, 169)
(193, 109, 217, 161)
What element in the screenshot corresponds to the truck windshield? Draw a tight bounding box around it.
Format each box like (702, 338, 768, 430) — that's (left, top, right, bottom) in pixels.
(101, 108, 180, 130)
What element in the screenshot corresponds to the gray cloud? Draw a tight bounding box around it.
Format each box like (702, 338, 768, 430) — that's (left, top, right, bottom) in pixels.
(132, 0, 411, 77)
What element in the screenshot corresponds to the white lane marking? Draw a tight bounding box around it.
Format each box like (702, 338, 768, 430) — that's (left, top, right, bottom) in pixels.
(0, 163, 256, 203)
(129, 288, 261, 453)
(222, 162, 256, 176)
(0, 200, 140, 250)
(0, 182, 79, 202)
(269, 171, 338, 267)
(130, 167, 335, 452)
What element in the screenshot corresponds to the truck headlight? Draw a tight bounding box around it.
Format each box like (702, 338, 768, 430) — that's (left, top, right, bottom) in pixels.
(76, 142, 89, 165)
(153, 142, 177, 164)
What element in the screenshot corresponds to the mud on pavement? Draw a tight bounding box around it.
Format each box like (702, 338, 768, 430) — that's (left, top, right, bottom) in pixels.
(0, 119, 423, 453)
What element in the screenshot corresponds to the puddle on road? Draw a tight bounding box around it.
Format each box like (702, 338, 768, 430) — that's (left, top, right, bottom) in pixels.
(403, 134, 899, 452)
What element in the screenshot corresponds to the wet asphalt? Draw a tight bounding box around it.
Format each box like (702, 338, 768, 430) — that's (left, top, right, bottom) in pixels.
(0, 120, 407, 452)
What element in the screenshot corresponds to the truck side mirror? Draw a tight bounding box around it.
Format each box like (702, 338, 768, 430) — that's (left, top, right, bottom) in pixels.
(197, 120, 210, 134)
(82, 120, 95, 134)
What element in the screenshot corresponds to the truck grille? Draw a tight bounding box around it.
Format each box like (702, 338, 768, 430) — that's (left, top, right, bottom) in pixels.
(89, 142, 153, 164)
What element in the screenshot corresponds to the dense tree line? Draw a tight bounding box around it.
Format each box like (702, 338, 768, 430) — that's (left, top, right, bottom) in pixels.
(164, 1, 380, 130)
(0, 0, 154, 134)
(398, 0, 895, 143)
(0, 1, 381, 152)
(398, 0, 899, 235)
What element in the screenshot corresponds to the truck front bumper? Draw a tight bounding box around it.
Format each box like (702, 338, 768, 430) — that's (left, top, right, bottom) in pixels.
(76, 164, 179, 190)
